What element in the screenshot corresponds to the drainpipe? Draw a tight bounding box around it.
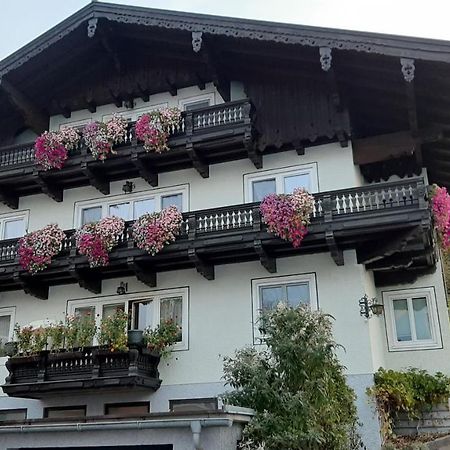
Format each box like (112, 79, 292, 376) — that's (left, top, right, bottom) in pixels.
(190, 420, 202, 450)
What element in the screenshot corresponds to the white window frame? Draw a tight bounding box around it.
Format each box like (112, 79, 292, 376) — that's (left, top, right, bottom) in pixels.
(129, 287, 189, 352)
(102, 102, 169, 123)
(0, 211, 28, 240)
(178, 93, 215, 111)
(58, 119, 91, 131)
(252, 273, 317, 344)
(383, 287, 442, 351)
(244, 163, 319, 203)
(74, 185, 189, 228)
(0, 306, 16, 343)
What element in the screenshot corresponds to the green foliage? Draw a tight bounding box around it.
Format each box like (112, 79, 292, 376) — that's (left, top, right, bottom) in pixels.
(143, 319, 180, 357)
(222, 305, 359, 450)
(98, 309, 128, 352)
(367, 368, 450, 442)
(47, 322, 65, 351)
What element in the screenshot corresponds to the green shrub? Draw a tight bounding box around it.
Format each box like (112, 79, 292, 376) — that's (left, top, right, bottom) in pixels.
(367, 368, 450, 442)
(222, 305, 360, 450)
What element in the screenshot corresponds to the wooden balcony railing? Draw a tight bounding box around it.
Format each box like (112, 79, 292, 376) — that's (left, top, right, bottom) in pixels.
(3, 346, 161, 398)
(0, 100, 255, 208)
(0, 178, 433, 298)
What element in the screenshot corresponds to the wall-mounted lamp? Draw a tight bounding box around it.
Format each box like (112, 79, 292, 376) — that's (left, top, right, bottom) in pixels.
(122, 181, 135, 194)
(117, 282, 128, 295)
(359, 294, 384, 319)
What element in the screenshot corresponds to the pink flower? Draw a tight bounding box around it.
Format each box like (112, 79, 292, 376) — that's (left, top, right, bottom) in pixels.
(431, 185, 450, 250)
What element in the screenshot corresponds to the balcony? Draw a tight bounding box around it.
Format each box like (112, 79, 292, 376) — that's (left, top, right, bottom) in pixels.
(2, 346, 161, 399)
(0, 100, 255, 208)
(0, 178, 434, 299)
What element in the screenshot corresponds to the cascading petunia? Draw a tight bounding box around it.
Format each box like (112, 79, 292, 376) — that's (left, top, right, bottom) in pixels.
(430, 185, 450, 251)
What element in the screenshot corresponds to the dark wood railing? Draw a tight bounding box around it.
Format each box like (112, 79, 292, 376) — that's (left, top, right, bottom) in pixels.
(3, 346, 161, 398)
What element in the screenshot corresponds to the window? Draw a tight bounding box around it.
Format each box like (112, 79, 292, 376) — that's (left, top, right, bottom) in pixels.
(105, 402, 150, 417)
(170, 398, 218, 413)
(244, 164, 318, 202)
(0, 409, 26, 422)
(44, 406, 86, 419)
(75, 186, 188, 227)
(383, 287, 442, 351)
(101, 103, 169, 123)
(0, 307, 15, 345)
(130, 288, 188, 351)
(179, 93, 215, 112)
(252, 274, 317, 343)
(0, 212, 28, 239)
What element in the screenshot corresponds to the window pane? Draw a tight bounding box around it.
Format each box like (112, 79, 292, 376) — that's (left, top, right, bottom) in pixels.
(0, 315, 11, 341)
(393, 299, 412, 341)
(162, 194, 183, 211)
(284, 174, 311, 193)
(133, 199, 155, 219)
(102, 303, 124, 319)
(45, 407, 86, 419)
(3, 219, 25, 239)
(413, 297, 432, 340)
(260, 286, 284, 311)
(105, 403, 149, 417)
(133, 300, 153, 330)
(81, 206, 102, 225)
(160, 296, 182, 341)
(184, 100, 210, 111)
(0, 409, 26, 422)
(74, 306, 95, 318)
(170, 399, 217, 413)
(252, 179, 276, 202)
(286, 283, 310, 307)
(109, 202, 130, 220)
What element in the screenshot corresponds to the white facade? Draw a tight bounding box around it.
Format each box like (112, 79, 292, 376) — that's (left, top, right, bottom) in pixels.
(0, 87, 448, 450)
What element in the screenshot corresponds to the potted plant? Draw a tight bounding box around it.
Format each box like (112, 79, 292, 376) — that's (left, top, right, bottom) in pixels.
(98, 309, 128, 352)
(143, 319, 181, 358)
(127, 329, 144, 348)
(3, 341, 17, 357)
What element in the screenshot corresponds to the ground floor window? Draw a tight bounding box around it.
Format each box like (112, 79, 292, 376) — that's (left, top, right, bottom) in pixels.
(0, 408, 26, 422)
(383, 287, 442, 351)
(105, 402, 150, 417)
(44, 406, 86, 419)
(170, 398, 218, 413)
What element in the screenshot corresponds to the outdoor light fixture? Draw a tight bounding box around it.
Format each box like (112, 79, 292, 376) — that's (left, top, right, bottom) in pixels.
(117, 282, 128, 295)
(359, 294, 384, 318)
(122, 181, 135, 194)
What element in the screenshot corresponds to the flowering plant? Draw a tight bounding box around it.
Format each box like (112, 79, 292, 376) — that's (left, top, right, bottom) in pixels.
(135, 107, 181, 153)
(76, 216, 125, 267)
(143, 319, 181, 357)
(260, 188, 314, 248)
(34, 126, 80, 170)
(18, 224, 66, 274)
(83, 114, 128, 161)
(98, 309, 128, 352)
(430, 185, 450, 251)
(132, 206, 183, 255)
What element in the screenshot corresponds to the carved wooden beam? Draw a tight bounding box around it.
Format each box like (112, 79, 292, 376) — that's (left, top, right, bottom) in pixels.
(165, 77, 177, 96)
(32, 170, 63, 202)
(69, 265, 102, 294)
(81, 162, 110, 195)
(0, 187, 18, 210)
(14, 272, 48, 300)
(188, 248, 214, 280)
(254, 239, 276, 273)
(0, 78, 49, 134)
(186, 142, 209, 178)
(127, 257, 157, 287)
(325, 231, 344, 266)
(130, 151, 158, 187)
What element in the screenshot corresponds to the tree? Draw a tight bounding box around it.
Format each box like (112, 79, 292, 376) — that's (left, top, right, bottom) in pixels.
(222, 304, 360, 450)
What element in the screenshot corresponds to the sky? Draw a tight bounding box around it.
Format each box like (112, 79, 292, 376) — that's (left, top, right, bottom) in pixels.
(1, 0, 450, 61)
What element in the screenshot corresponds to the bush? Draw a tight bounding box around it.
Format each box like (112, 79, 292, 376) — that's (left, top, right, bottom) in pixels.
(222, 305, 360, 450)
(367, 368, 450, 442)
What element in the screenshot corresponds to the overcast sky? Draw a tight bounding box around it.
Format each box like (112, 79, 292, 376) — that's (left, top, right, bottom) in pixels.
(1, 0, 450, 61)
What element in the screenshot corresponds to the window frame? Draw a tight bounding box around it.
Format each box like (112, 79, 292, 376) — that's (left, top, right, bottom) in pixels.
(169, 398, 218, 412)
(0, 408, 27, 422)
(244, 163, 319, 203)
(101, 102, 169, 123)
(178, 93, 215, 111)
(383, 287, 442, 352)
(44, 406, 86, 419)
(129, 287, 189, 352)
(74, 185, 189, 228)
(252, 273, 318, 344)
(0, 306, 16, 344)
(104, 401, 150, 417)
(0, 211, 28, 240)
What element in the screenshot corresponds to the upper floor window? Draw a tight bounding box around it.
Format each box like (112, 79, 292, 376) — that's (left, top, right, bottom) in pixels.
(44, 406, 86, 419)
(0, 307, 15, 345)
(0, 212, 28, 240)
(105, 402, 150, 417)
(75, 186, 188, 227)
(0, 409, 27, 422)
(179, 93, 215, 111)
(252, 274, 317, 343)
(170, 398, 218, 413)
(383, 287, 442, 351)
(244, 164, 318, 203)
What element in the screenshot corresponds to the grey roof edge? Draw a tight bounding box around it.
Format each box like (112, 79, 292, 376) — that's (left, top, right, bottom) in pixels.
(2, 1, 450, 77)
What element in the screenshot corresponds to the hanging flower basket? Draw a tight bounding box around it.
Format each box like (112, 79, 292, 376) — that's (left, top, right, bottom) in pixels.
(260, 188, 315, 248)
(132, 206, 183, 255)
(75, 216, 125, 267)
(34, 127, 80, 170)
(18, 224, 66, 274)
(430, 185, 450, 251)
(135, 107, 182, 153)
(83, 114, 128, 161)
